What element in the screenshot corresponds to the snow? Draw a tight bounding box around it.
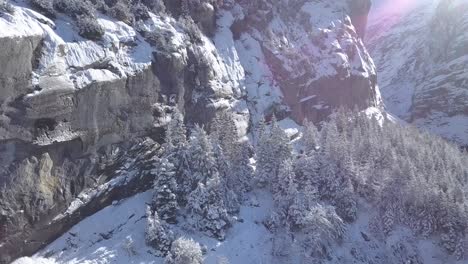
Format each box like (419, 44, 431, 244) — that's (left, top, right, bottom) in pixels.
(299, 95, 316, 103)
(12, 257, 56, 264)
(300, 1, 347, 29)
(98, 16, 137, 45)
(21, 187, 465, 264)
(0, 4, 45, 38)
(53, 168, 138, 221)
(367, 0, 468, 145)
(414, 114, 468, 145)
(234, 33, 283, 122)
(278, 118, 301, 139)
(1, 1, 156, 98)
(22, 190, 276, 264)
(213, 10, 245, 97)
(364, 106, 387, 126)
(74, 69, 121, 89)
(136, 13, 186, 50)
(30, 192, 157, 264)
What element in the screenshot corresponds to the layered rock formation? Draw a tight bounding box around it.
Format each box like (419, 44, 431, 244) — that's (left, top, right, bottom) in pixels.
(367, 0, 468, 146)
(0, 0, 380, 262)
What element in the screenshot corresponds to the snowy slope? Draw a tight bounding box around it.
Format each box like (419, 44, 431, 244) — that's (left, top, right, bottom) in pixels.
(1, 0, 384, 262)
(15, 189, 465, 264)
(13, 191, 275, 264)
(367, 0, 468, 145)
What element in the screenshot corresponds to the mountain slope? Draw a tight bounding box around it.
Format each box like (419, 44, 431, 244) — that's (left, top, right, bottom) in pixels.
(13, 112, 468, 264)
(0, 0, 381, 262)
(366, 0, 468, 146)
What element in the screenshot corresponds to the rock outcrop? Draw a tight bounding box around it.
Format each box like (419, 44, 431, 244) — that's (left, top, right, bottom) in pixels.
(366, 0, 468, 145)
(0, 1, 379, 262)
(227, 0, 381, 123)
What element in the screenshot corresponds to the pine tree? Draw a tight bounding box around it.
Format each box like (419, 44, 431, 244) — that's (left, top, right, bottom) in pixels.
(274, 159, 297, 209)
(270, 115, 293, 165)
(255, 126, 275, 187)
(163, 110, 192, 206)
(172, 144, 193, 206)
(165, 109, 187, 150)
(188, 125, 218, 185)
(302, 119, 320, 154)
(176, 125, 218, 205)
(294, 152, 320, 188)
(255, 115, 292, 188)
(255, 116, 267, 145)
(165, 237, 204, 264)
(229, 141, 254, 197)
(187, 173, 231, 240)
(210, 111, 239, 162)
(211, 136, 240, 213)
(152, 158, 179, 224)
(146, 206, 175, 256)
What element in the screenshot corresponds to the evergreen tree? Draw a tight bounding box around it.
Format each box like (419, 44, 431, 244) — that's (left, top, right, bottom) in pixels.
(146, 206, 175, 256)
(270, 115, 293, 165)
(210, 111, 239, 162)
(255, 115, 292, 188)
(211, 136, 240, 213)
(255, 126, 275, 187)
(165, 237, 204, 264)
(152, 158, 179, 224)
(274, 159, 297, 209)
(302, 119, 320, 154)
(188, 125, 218, 185)
(228, 141, 254, 197)
(187, 172, 231, 240)
(165, 109, 187, 150)
(176, 125, 218, 205)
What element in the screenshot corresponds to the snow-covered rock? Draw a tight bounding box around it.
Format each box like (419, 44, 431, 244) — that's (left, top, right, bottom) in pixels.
(367, 0, 468, 146)
(228, 0, 381, 123)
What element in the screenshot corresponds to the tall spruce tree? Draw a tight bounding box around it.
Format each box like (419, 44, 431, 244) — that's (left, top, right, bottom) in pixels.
(152, 158, 179, 224)
(256, 115, 292, 188)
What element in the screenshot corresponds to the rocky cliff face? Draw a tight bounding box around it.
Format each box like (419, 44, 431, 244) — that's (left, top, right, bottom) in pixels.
(366, 0, 468, 146)
(227, 0, 380, 123)
(0, 0, 379, 262)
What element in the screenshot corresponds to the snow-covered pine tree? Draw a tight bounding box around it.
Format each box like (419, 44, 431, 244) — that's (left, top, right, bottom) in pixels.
(187, 125, 218, 185)
(302, 119, 320, 154)
(270, 115, 293, 165)
(274, 159, 297, 210)
(228, 141, 254, 197)
(294, 151, 320, 189)
(255, 115, 291, 188)
(165, 109, 187, 150)
(211, 136, 240, 214)
(256, 116, 267, 142)
(162, 110, 193, 206)
(165, 237, 204, 264)
(298, 203, 345, 258)
(175, 125, 217, 206)
(255, 125, 275, 187)
(187, 172, 231, 240)
(152, 158, 179, 224)
(210, 110, 239, 162)
(146, 206, 175, 256)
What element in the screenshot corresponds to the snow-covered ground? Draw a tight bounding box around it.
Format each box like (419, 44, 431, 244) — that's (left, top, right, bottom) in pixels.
(14, 191, 275, 264)
(15, 188, 464, 264)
